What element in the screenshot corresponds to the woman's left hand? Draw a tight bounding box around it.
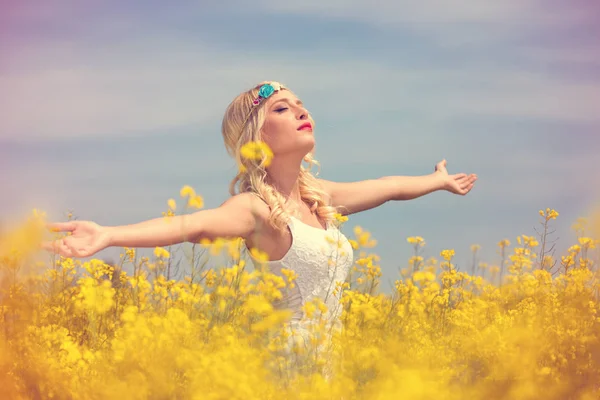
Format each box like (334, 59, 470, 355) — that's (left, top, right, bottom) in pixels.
(434, 159, 478, 195)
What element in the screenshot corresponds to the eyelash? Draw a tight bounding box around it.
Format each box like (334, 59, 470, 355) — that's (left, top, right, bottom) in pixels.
(275, 107, 309, 113)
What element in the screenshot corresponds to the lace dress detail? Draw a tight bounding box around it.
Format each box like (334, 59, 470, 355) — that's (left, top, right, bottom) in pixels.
(251, 216, 354, 324)
(248, 215, 354, 381)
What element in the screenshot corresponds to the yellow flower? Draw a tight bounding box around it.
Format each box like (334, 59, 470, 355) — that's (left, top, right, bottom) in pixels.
(154, 247, 170, 259)
(498, 239, 510, 248)
(167, 198, 177, 211)
(316, 300, 328, 314)
(240, 141, 274, 166)
(303, 300, 317, 318)
(245, 295, 273, 315)
(76, 277, 115, 314)
(407, 236, 425, 246)
(541, 255, 554, 267)
(162, 209, 175, 218)
(250, 247, 269, 263)
(353, 226, 377, 248)
(280, 268, 298, 289)
(180, 185, 196, 198)
(409, 256, 424, 265)
(540, 208, 559, 220)
(124, 247, 136, 260)
(413, 271, 435, 283)
(579, 237, 596, 249)
(440, 249, 455, 261)
(187, 195, 204, 209)
(334, 213, 348, 224)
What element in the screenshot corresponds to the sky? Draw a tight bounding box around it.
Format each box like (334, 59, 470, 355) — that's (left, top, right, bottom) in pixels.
(1, 0, 600, 293)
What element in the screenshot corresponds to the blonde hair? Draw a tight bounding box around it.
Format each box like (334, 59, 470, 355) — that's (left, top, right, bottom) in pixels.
(221, 81, 338, 232)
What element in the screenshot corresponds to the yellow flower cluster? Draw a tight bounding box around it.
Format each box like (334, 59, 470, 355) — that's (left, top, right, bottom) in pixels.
(440, 249, 455, 261)
(74, 276, 116, 315)
(239, 141, 274, 171)
(1, 205, 600, 399)
(540, 208, 559, 221)
(349, 226, 377, 250)
(407, 236, 426, 246)
(334, 212, 348, 224)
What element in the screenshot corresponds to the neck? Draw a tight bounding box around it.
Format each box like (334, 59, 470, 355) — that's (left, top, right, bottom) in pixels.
(266, 158, 303, 208)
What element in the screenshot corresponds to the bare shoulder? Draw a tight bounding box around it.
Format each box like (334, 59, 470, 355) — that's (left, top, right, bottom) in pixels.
(222, 192, 271, 222)
(316, 178, 334, 192)
(225, 192, 273, 247)
(187, 192, 271, 243)
(315, 178, 335, 201)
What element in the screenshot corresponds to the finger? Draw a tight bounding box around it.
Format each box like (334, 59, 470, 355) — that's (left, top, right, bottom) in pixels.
(459, 174, 477, 185)
(456, 177, 470, 187)
(42, 239, 73, 257)
(41, 239, 62, 253)
(59, 243, 74, 258)
(46, 221, 77, 233)
(462, 183, 475, 193)
(63, 235, 75, 247)
(62, 237, 85, 258)
(65, 241, 88, 257)
(461, 177, 476, 187)
(454, 173, 468, 180)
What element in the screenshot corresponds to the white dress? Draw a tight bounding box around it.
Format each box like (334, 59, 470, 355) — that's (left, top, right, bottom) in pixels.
(249, 214, 355, 381)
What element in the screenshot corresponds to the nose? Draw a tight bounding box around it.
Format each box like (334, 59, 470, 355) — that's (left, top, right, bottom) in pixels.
(297, 107, 309, 120)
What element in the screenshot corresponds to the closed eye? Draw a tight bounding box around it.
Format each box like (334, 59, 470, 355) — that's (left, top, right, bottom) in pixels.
(275, 107, 288, 112)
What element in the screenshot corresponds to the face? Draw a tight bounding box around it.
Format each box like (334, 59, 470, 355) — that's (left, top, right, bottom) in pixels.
(260, 89, 315, 158)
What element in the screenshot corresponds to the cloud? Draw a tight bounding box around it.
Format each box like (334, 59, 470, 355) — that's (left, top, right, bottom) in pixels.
(1, 2, 598, 142)
(250, 0, 591, 44)
(3, 38, 599, 143)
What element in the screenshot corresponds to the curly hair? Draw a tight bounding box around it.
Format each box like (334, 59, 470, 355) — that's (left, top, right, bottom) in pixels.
(221, 81, 338, 232)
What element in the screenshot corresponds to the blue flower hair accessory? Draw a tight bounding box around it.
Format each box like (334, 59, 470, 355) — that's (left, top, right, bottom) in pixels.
(252, 82, 284, 106)
(238, 82, 286, 134)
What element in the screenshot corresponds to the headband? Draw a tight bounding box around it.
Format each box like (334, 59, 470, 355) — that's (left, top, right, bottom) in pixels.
(240, 82, 286, 131)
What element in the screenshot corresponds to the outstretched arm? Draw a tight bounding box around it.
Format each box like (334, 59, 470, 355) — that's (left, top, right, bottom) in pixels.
(319, 159, 477, 216)
(42, 193, 262, 258)
(106, 194, 258, 248)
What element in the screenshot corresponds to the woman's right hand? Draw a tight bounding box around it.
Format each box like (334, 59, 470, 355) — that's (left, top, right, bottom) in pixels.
(42, 221, 111, 258)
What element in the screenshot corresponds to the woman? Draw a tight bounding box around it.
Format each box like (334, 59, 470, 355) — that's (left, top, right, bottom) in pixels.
(42, 81, 477, 378)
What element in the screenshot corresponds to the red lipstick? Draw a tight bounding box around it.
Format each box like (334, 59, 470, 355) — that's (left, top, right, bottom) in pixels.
(297, 122, 312, 131)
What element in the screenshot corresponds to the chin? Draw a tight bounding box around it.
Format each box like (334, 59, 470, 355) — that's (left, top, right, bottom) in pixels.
(288, 142, 314, 161)
(301, 137, 316, 152)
